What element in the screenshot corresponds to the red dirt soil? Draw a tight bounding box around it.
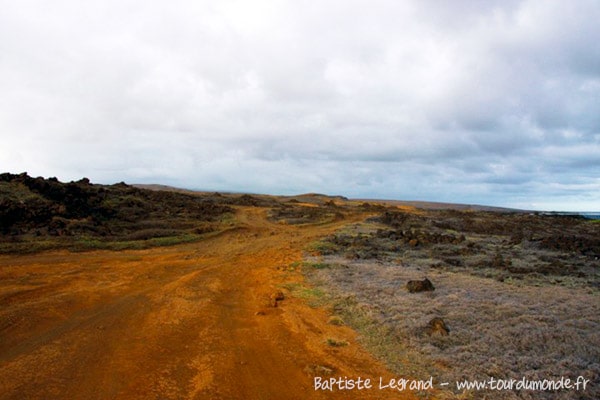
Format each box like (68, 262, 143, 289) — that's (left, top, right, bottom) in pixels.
(0, 207, 418, 399)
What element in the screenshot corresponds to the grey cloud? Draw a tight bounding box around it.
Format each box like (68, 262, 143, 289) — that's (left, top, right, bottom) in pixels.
(0, 0, 598, 211)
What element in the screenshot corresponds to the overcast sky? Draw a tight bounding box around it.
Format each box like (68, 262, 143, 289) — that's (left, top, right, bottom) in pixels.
(1, 0, 599, 211)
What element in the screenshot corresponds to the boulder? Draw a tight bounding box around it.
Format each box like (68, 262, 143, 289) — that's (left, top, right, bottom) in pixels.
(425, 317, 450, 336)
(406, 278, 435, 293)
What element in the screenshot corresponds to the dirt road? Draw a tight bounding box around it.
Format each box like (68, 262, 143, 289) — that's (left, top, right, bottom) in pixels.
(0, 207, 416, 399)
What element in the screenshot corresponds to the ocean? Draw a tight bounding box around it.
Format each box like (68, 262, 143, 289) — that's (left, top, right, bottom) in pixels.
(579, 212, 600, 220)
(540, 212, 600, 220)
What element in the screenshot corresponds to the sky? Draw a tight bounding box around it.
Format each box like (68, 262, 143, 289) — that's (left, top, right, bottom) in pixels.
(1, 0, 599, 211)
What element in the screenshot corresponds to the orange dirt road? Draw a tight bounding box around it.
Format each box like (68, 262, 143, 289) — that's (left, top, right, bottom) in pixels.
(0, 207, 417, 399)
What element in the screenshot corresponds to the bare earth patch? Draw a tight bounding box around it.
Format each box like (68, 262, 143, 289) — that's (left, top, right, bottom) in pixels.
(0, 207, 418, 400)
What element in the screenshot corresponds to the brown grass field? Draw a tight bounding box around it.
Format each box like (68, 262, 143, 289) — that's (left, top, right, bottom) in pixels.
(303, 211, 599, 400)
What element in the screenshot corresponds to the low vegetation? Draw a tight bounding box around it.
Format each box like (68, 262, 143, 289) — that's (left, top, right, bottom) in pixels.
(303, 209, 600, 399)
(315, 209, 600, 287)
(0, 173, 232, 252)
(326, 337, 349, 347)
(0, 174, 359, 253)
(267, 202, 344, 225)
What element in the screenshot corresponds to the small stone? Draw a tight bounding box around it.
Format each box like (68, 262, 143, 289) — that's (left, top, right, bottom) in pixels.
(271, 290, 285, 301)
(406, 278, 435, 293)
(426, 317, 450, 336)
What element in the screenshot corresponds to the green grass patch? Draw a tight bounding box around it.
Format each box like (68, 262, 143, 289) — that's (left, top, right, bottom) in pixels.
(0, 232, 212, 254)
(0, 239, 63, 254)
(279, 282, 329, 308)
(286, 260, 332, 272)
(70, 233, 205, 251)
(303, 261, 331, 270)
(306, 240, 339, 255)
(326, 338, 349, 347)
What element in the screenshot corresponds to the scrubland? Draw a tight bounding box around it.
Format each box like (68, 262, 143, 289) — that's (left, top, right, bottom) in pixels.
(1, 173, 598, 399)
(303, 209, 599, 399)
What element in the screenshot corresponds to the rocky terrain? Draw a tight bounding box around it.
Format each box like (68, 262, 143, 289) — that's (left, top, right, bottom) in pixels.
(0, 173, 233, 252)
(316, 208, 599, 287)
(303, 208, 600, 399)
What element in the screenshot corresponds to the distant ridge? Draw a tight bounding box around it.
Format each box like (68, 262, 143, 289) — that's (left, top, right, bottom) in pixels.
(354, 199, 528, 213)
(132, 184, 202, 195)
(133, 183, 525, 212)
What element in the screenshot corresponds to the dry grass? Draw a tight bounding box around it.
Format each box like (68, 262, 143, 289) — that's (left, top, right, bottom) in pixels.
(304, 255, 600, 399)
(327, 315, 345, 326)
